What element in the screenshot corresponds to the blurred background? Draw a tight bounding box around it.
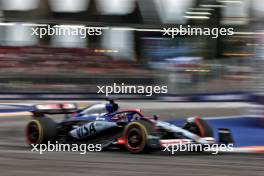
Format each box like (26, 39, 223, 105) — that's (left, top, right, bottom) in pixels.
(0, 0, 263, 94)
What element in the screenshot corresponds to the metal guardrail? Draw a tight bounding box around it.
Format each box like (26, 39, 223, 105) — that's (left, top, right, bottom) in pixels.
(0, 92, 252, 102)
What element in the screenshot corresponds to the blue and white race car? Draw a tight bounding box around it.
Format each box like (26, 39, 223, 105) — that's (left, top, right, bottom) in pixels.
(25, 100, 234, 153)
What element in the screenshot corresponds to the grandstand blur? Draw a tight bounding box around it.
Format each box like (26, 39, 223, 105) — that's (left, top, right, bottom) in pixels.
(0, 0, 263, 94)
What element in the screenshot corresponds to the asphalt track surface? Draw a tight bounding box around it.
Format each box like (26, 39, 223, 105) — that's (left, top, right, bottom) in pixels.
(0, 101, 263, 176)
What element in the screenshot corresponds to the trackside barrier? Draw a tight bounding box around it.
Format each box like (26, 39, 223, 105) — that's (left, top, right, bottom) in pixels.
(0, 92, 263, 120)
(0, 92, 259, 115)
(0, 92, 253, 101)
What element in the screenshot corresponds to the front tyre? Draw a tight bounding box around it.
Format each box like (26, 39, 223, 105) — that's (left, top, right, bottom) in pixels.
(123, 120, 158, 153)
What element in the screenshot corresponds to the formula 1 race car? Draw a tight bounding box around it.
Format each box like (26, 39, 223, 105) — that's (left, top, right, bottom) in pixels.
(25, 100, 234, 153)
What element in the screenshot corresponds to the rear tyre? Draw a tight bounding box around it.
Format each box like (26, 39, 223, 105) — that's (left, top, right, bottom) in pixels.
(25, 117, 57, 144)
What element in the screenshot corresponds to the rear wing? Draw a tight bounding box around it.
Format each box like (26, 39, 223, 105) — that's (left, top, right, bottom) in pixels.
(32, 103, 78, 115)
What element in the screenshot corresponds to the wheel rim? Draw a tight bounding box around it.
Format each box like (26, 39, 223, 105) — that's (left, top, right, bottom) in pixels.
(127, 128, 143, 148)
